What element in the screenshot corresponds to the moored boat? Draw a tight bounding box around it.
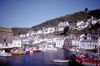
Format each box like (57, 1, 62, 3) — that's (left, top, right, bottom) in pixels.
(22, 51, 26, 54)
(33, 48, 37, 52)
(62, 47, 68, 50)
(11, 52, 22, 55)
(53, 59, 69, 63)
(26, 51, 30, 54)
(30, 50, 33, 53)
(71, 51, 100, 66)
(0, 50, 12, 57)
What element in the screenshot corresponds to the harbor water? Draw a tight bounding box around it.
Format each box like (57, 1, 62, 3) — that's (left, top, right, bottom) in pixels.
(0, 49, 71, 66)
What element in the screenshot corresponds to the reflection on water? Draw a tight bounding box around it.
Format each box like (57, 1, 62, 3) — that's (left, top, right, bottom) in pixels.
(0, 57, 10, 66)
(0, 49, 80, 66)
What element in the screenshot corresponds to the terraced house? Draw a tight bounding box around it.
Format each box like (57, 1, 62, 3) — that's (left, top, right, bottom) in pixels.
(0, 27, 13, 48)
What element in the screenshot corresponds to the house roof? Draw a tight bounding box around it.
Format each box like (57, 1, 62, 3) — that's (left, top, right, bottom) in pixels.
(80, 39, 97, 42)
(0, 27, 13, 32)
(13, 36, 21, 40)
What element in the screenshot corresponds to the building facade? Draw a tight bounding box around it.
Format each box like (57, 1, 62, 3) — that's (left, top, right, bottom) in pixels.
(0, 27, 13, 48)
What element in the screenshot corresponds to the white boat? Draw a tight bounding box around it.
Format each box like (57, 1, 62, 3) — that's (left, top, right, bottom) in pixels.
(53, 59, 69, 63)
(0, 50, 12, 57)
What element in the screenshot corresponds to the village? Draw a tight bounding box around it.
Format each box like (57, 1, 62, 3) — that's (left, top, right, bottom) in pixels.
(0, 16, 100, 55)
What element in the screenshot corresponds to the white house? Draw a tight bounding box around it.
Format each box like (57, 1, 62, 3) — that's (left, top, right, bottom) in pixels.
(44, 38, 53, 43)
(58, 22, 69, 26)
(42, 27, 55, 34)
(77, 21, 85, 26)
(33, 38, 44, 44)
(19, 34, 26, 38)
(22, 37, 34, 45)
(76, 22, 89, 30)
(91, 20, 98, 25)
(79, 40, 98, 50)
(56, 26, 65, 31)
(72, 38, 80, 47)
(56, 22, 69, 31)
(12, 36, 22, 48)
(37, 30, 43, 34)
(53, 36, 66, 48)
(26, 30, 33, 37)
(79, 34, 99, 50)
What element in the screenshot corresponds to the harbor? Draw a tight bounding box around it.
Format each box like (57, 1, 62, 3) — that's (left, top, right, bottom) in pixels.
(0, 49, 70, 66)
(0, 48, 98, 66)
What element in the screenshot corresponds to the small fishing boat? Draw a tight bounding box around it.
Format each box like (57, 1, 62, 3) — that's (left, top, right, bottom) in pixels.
(62, 47, 68, 50)
(11, 52, 22, 55)
(53, 59, 69, 63)
(33, 48, 37, 52)
(10, 49, 22, 55)
(26, 48, 30, 54)
(30, 50, 33, 53)
(22, 51, 26, 54)
(26, 51, 30, 54)
(0, 50, 12, 57)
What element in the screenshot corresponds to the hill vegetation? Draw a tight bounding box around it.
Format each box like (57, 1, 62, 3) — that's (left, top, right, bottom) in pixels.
(12, 9, 100, 35)
(12, 28, 29, 36)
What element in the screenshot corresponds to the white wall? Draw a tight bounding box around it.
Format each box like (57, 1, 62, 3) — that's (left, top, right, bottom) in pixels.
(12, 40, 21, 47)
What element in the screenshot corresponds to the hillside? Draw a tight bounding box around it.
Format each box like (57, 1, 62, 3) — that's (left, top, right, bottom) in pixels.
(31, 11, 88, 31)
(12, 9, 100, 35)
(12, 28, 29, 36)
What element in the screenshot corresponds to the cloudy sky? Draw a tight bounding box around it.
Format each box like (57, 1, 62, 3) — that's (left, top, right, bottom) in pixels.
(0, 0, 100, 28)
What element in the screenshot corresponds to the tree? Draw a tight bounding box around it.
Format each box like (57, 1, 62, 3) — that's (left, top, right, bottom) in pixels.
(85, 8, 88, 12)
(64, 26, 69, 34)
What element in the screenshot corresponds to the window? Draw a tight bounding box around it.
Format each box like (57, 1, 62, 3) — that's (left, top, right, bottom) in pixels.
(6, 44, 7, 46)
(18, 43, 20, 45)
(9, 33, 11, 35)
(4, 39, 6, 42)
(3, 35, 5, 38)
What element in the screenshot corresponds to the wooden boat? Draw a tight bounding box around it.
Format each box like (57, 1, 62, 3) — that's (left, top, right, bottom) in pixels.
(53, 59, 69, 63)
(11, 52, 22, 55)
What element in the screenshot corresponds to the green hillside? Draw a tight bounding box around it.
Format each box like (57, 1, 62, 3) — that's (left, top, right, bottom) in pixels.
(31, 9, 100, 31)
(12, 9, 100, 35)
(31, 11, 88, 31)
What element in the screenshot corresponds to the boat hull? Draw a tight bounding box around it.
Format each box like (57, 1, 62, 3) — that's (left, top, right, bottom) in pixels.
(22, 52, 26, 54)
(53, 59, 69, 63)
(26, 51, 30, 54)
(11, 52, 22, 55)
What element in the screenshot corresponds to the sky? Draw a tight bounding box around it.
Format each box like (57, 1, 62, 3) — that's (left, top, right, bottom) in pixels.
(0, 0, 100, 28)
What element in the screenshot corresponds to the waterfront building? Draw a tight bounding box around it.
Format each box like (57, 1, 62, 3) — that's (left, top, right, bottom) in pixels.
(54, 36, 66, 48)
(72, 38, 80, 47)
(79, 34, 99, 50)
(22, 37, 34, 45)
(12, 36, 22, 48)
(79, 40, 98, 50)
(64, 38, 72, 47)
(0, 27, 13, 49)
